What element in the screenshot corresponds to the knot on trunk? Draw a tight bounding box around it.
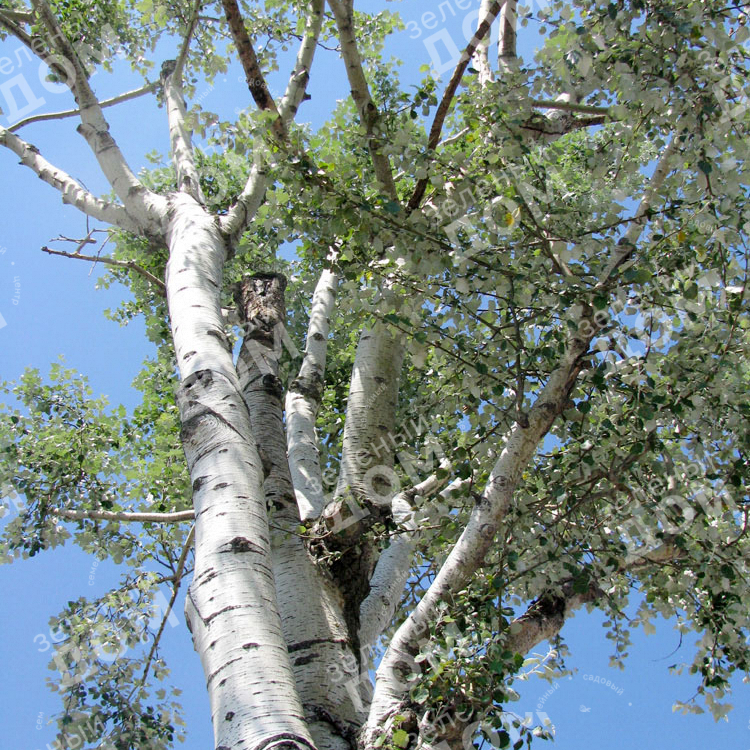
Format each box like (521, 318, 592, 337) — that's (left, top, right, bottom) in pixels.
(235, 273, 288, 343)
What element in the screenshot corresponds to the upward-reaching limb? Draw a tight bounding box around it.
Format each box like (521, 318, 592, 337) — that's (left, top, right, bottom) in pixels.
(28, 0, 167, 232)
(161, 0, 206, 204)
(286, 268, 339, 520)
(406, 0, 504, 213)
(364, 140, 678, 740)
(220, 0, 324, 239)
(498, 0, 517, 71)
(327, 0, 397, 199)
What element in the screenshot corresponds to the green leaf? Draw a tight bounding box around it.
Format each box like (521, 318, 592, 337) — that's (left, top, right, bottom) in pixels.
(392, 729, 409, 748)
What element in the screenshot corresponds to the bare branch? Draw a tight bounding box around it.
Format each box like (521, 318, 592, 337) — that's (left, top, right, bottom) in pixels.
(132, 524, 195, 696)
(359, 464, 460, 651)
(41, 244, 166, 293)
(0, 127, 141, 231)
(9, 82, 158, 133)
(498, 0, 517, 68)
(472, 0, 496, 86)
(0, 9, 34, 24)
(161, 59, 205, 203)
(221, 0, 323, 238)
(279, 0, 324, 122)
(174, 0, 204, 80)
(221, 0, 287, 143)
(54, 508, 194, 523)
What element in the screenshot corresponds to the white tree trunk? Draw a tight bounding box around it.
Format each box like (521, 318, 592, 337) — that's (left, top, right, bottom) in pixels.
(234, 272, 366, 750)
(166, 194, 314, 750)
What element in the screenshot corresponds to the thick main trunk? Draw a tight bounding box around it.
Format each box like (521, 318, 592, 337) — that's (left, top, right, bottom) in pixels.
(235, 274, 367, 750)
(165, 194, 314, 750)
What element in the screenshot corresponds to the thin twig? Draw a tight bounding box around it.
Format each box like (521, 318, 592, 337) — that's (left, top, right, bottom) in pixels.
(41, 245, 166, 295)
(55, 508, 194, 523)
(9, 83, 158, 133)
(131, 525, 195, 697)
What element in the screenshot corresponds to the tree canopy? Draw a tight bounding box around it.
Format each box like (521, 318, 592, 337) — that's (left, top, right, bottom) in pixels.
(0, 1, 749, 749)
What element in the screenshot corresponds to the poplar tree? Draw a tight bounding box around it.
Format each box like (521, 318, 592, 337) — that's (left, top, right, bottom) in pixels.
(1, 1, 748, 749)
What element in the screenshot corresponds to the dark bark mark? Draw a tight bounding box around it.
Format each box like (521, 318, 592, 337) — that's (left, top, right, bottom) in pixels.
(207, 655, 242, 684)
(292, 653, 319, 667)
(287, 637, 350, 653)
(223, 536, 265, 555)
(252, 732, 318, 750)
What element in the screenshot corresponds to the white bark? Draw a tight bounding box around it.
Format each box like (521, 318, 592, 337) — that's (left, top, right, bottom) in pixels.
(473, 0, 495, 86)
(364, 139, 678, 737)
(0, 127, 141, 231)
(333, 328, 405, 508)
(221, 0, 323, 238)
(8, 82, 157, 132)
(272, 527, 367, 750)
(358, 466, 456, 652)
(327, 0, 397, 199)
(165, 194, 235, 380)
(279, 0, 324, 122)
(234, 272, 365, 750)
(163, 61, 205, 204)
(55, 509, 194, 523)
(364, 338, 589, 734)
(286, 269, 339, 520)
(498, 0, 517, 70)
(30, 0, 167, 233)
(166, 194, 313, 750)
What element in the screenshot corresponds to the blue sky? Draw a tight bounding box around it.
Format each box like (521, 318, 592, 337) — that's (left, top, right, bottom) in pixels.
(0, 1, 747, 748)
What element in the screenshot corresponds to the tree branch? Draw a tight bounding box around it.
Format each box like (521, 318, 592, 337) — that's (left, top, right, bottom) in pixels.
(327, 0, 397, 199)
(9, 82, 158, 133)
(472, 0, 495, 86)
(366, 138, 677, 732)
(597, 138, 678, 283)
(414, 541, 688, 749)
(407, 0, 504, 212)
(41, 244, 167, 294)
(174, 0, 203, 80)
(131, 524, 195, 696)
(358, 465, 460, 651)
(0, 127, 141, 231)
(0, 9, 34, 24)
(531, 99, 612, 116)
(286, 268, 339, 520)
(220, 0, 287, 143)
(54, 508, 194, 523)
(30, 0, 167, 232)
(161, 59, 205, 203)
(279, 0, 324, 122)
(220, 0, 323, 239)
(498, 0, 517, 69)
